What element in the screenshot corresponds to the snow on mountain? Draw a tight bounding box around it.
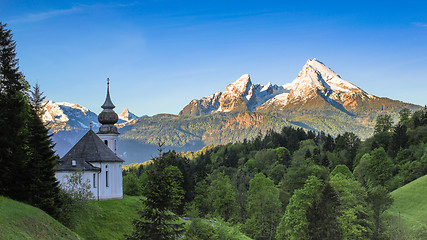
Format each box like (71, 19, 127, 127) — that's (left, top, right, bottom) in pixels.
(180, 58, 383, 116)
(179, 74, 288, 116)
(284, 58, 370, 103)
(43, 101, 100, 132)
(118, 108, 139, 122)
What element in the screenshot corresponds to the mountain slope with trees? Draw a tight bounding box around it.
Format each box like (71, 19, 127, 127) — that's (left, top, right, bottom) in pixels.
(123, 104, 427, 239)
(116, 60, 418, 162)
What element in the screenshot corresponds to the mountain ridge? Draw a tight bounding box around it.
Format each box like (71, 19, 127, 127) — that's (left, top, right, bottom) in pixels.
(179, 58, 411, 118)
(43, 58, 421, 163)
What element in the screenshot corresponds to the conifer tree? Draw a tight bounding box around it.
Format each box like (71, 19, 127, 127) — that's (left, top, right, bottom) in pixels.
(27, 91, 61, 218)
(127, 151, 185, 240)
(0, 22, 30, 201)
(0, 23, 61, 219)
(29, 83, 46, 118)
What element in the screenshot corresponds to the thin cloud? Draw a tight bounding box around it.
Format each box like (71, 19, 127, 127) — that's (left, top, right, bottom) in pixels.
(413, 22, 427, 27)
(10, 6, 83, 23)
(9, 2, 140, 23)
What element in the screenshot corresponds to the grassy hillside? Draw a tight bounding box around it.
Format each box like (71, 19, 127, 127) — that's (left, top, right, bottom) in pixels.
(0, 196, 79, 240)
(73, 195, 142, 240)
(387, 174, 427, 238)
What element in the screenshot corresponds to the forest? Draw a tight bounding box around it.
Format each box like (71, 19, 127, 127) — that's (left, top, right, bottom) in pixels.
(123, 107, 427, 240)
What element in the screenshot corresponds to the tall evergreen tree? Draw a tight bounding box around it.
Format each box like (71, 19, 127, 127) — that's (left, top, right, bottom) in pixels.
(0, 22, 30, 201)
(389, 123, 408, 157)
(0, 23, 61, 219)
(26, 99, 61, 218)
(127, 151, 185, 240)
(29, 83, 46, 118)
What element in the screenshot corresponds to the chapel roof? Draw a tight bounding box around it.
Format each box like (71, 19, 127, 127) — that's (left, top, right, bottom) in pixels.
(56, 157, 100, 172)
(58, 129, 124, 169)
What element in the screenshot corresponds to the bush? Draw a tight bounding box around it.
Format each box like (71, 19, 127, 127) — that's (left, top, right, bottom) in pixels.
(57, 171, 99, 228)
(123, 172, 143, 196)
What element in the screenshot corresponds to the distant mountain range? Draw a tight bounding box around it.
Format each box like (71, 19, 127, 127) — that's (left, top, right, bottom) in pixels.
(42, 101, 140, 157)
(44, 59, 420, 163)
(180, 58, 413, 118)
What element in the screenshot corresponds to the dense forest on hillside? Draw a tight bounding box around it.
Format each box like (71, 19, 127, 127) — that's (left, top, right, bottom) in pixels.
(124, 107, 427, 239)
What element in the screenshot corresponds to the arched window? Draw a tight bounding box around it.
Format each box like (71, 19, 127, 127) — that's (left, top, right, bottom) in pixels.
(106, 171, 109, 187)
(104, 140, 108, 146)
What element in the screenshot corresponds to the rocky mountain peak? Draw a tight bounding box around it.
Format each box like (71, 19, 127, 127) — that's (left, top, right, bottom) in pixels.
(42, 101, 99, 133)
(180, 58, 388, 116)
(286, 58, 366, 103)
(223, 73, 253, 96)
(118, 108, 139, 122)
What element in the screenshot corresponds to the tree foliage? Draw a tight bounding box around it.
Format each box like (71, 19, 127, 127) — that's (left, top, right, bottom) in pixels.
(0, 22, 61, 219)
(244, 173, 281, 240)
(208, 172, 237, 222)
(127, 151, 185, 240)
(29, 83, 46, 117)
(57, 171, 96, 228)
(276, 176, 324, 240)
(124, 109, 427, 240)
(374, 114, 393, 134)
(330, 171, 374, 240)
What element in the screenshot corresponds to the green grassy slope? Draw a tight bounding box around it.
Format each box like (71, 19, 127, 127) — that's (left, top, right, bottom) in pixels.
(73, 195, 142, 240)
(387, 174, 427, 238)
(0, 196, 80, 240)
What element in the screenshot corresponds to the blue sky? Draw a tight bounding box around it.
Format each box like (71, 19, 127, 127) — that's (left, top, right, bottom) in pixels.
(2, 0, 427, 116)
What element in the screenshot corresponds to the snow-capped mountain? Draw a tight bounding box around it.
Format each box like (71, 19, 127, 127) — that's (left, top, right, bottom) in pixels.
(180, 74, 288, 116)
(42, 101, 144, 157)
(259, 58, 376, 112)
(43, 101, 100, 133)
(180, 58, 412, 116)
(43, 101, 141, 131)
(118, 108, 139, 122)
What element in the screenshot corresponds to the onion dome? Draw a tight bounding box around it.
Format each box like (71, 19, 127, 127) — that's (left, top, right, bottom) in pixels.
(98, 78, 119, 134)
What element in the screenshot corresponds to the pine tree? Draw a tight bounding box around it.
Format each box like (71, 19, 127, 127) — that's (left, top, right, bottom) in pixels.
(26, 105, 61, 218)
(0, 22, 30, 201)
(29, 83, 46, 118)
(0, 23, 61, 219)
(127, 151, 185, 240)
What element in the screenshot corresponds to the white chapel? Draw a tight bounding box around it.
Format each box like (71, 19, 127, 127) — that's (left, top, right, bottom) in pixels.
(55, 79, 124, 200)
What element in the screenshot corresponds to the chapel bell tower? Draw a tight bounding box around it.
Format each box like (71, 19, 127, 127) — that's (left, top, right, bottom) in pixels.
(97, 78, 119, 154)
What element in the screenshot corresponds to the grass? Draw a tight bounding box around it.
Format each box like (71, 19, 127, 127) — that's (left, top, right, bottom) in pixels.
(0, 194, 250, 240)
(386, 174, 427, 239)
(0, 196, 80, 240)
(72, 195, 142, 240)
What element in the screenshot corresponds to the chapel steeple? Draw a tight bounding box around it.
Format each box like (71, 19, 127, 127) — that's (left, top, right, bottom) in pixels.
(97, 78, 119, 154)
(101, 78, 115, 109)
(98, 78, 119, 134)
